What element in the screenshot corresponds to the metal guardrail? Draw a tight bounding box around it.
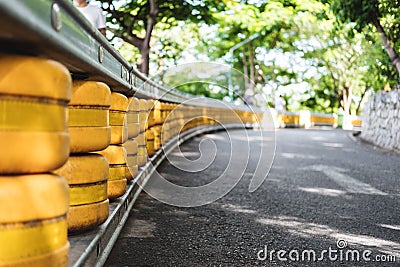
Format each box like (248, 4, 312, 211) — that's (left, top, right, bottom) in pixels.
(0, 0, 260, 113)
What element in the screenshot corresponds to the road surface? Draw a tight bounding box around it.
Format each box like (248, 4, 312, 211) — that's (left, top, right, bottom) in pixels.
(105, 128, 400, 266)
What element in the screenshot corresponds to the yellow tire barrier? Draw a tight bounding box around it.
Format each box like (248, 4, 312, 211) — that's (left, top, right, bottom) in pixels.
(126, 165, 138, 181)
(53, 154, 109, 185)
(110, 92, 128, 145)
(99, 145, 126, 165)
(69, 181, 108, 206)
(154, 100, 163, 125)
(69, 126, 111, 153)
(0, 174, 69, 222)
(135, 132, 147, 166)
(147, 99, 155, 128)
(0, 55, 71, 174)
(0, 55, 71, 99)
(0, 174, 69, 266)
(99, 145, 127, 199)
(152, 126, 162, 151)
(67, 199, 109, 232)
(139, 99, 148, 133)
(0, 131, 70, 174)
(137, 146, 147, 167)
(123, 139, 138, 180)
(110, 126, 128, 145)
(146, 129, 155, 157)
(107, 179, 127, 199)
(0, 243, 69, 267)
(109, 166, 126, 181)
(69, 81, 111, 153)
(54, 154, 109, 231)
(127, 97, 140, 139)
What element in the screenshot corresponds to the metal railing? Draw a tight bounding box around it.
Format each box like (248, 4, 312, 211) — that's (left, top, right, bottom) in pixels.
(0, 0, 260, 112)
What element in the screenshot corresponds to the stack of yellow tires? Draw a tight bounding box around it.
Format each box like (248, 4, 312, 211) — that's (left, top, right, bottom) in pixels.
(150, 100, 163, 152)
(124, 97, 140, 180)
(145, 100, 156, 157)
(99, 93, 129, 199)
(0, 55, 71, 266)
(136, 99, 149, 167)
(55, 81, 111, 232)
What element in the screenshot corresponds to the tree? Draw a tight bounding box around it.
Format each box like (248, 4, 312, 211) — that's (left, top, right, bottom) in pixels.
(99, 0, 225, 75)
(302, 22, 396, 115)
(324, 0, 400, 75)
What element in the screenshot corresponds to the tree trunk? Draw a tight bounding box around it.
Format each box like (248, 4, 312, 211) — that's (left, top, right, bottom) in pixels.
(355, 85, 368, 116)
(342, 86, 352, 115)
(371, 14, 400, 74)
(139, 45, 151, 75)
(138, 0, 158, 75)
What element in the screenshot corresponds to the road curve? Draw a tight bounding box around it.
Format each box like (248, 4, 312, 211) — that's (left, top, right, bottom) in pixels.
(105, 128, 400, 266)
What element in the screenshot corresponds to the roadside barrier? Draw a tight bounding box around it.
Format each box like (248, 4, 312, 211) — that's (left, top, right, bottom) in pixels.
(0, 1, 263, 266)
(272, 110, 362, 129)
(0, 55, 71, 266)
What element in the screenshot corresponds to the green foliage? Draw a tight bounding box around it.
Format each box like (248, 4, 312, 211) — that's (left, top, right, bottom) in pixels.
(103, 0, 399, 113)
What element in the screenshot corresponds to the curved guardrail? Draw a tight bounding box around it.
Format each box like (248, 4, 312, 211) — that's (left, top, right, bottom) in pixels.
(0, 1, 262, 267)
(0, 0, 260, 111)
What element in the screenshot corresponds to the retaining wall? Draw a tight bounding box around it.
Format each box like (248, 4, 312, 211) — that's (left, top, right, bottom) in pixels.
(361, 90, 400, 150)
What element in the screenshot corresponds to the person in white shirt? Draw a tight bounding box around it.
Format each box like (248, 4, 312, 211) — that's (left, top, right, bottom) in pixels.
(73, 0, 106, 37)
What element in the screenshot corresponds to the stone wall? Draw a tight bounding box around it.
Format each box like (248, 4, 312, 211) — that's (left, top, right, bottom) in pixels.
(361, 89, 400, 150)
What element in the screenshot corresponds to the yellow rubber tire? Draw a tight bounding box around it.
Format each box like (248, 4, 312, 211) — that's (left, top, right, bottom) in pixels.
(54, 153, 109, 185)
(153, 100, 163, 125)
(108, 179, 127, 199)
(110, 125, 128, 145)
(109, 166, 126, 181)
(67, 199, 109, 232)
(69, 181, 108, 206)
(0, 217, 68, 263)
(123, 139, 138, 154)
(126, 153, 138, 170)
(126, 165, 138, 180)
(99, 145, 126, 165)
(139, 99, 148, 132)
(0, 97, 67, 132)
(110, 92, 128, 112)
(147, 100, 155, 128)
(0, 55, 71, 100)
(68, 108, 108, 127)
(146, 143, 155, 157)
(127, 123, 140, 139)
(127, 97, 140, 113)
(0, 131, 69, 174)
(110, 111, 126, 126)
(137, 143, 148, 166)
(127, 97, 140, 138)
(70, 81, 111, 106)
(145, 129, 155, 140)
(146, 129, 155, 157)
(0, 174, 69, 223)
(124, 139, 138, 180)
(0, 241, 69, 267)
(69, 126, 111, 153)
(135, 132, 145, 146)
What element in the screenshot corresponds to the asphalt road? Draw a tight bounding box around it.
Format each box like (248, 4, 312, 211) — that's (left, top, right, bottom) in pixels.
(105, 128, 400, 266)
